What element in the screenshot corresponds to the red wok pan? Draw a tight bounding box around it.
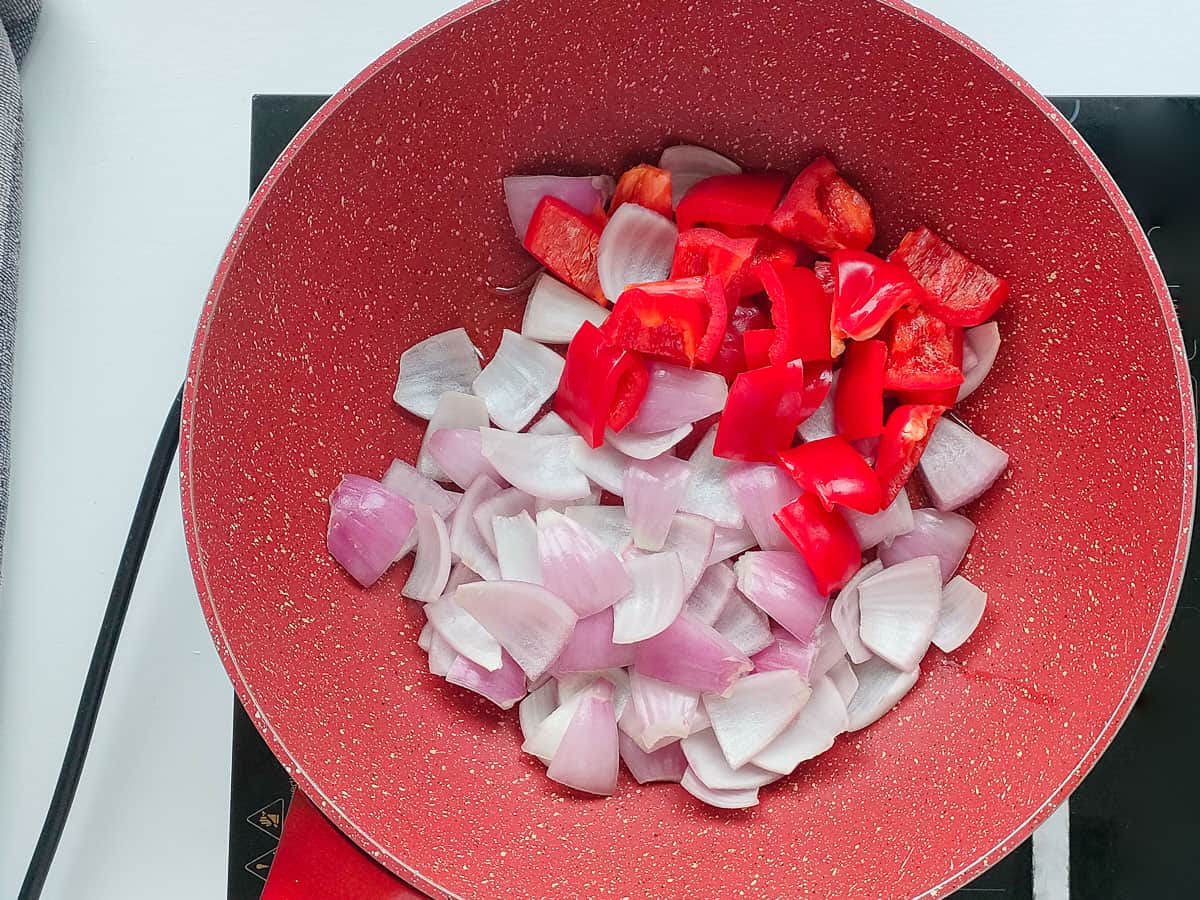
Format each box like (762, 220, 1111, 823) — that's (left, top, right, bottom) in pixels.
(181, 1, 1196, 897)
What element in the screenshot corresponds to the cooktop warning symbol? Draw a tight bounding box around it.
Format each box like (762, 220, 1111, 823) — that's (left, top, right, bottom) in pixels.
(244, 847, 276, 883)
(247, 797, 285, 838)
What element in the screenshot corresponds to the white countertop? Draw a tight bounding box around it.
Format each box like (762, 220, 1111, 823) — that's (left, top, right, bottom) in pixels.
(0, 1, 1194, 897)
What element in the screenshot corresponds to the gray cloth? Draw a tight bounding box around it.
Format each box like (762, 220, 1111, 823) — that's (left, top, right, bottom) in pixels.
(0, 0, 35, 571)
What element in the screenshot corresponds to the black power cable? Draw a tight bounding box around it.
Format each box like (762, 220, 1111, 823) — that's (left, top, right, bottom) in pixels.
(18, 385, 184, 900)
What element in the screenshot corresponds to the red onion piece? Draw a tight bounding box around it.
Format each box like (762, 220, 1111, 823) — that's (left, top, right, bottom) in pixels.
(845, 656, 920, 731)
(327, 474, 417, 587)
(441, 560, 481, 598)
(933, 574, 988, 652)
(493, 511, 542, 583)
(537, 509, 632, 617)
(655, 513, 717, 595)
(479, 429, 592, 501)
(678, 426, 744, 528)
(682, 728, 780, 791)
(426, 631, 457, 676)
(381, 458, 461, 520)
(734, 551, 827, 643)
(456, 580, 579, 680)
(918, 417, 1009, 511)
(546, 681, 620, 796)
(402, 504, 452, 602)
(503, 174, 614, 240)
(557, 669, 631, 721)
(842, 489, 914, 550)
(957, 321, 1001, 401)
(752, 677, 847, 774)
(728, 463, 802, 551)
(878, 508, 976, 583)
(713, 591, 774, 656)
(527, 410, 573, 436)
(535, 486, 602, 516)
(570, 440, 635, 495)
(518, 680, 558, 747)
(448, 474, 502, 581)
(830, 559, 883, 664)
(809, 609, 849, 681)
(612, 551, 686, 643)
(522, 689, 581, 764)
(704, 669, 812, 768)
(417, 621, 434, 652)
(625, 455, 693, 551)
(619, 731, 688, 784)
(417, 392, 490, 481)
(563, 505, 632, 556)
(521, 272, 610, 344)
(826, 658, 859, 706)
(858, 556, 942, 671)
(606, 423, 693, 460)
(393, 328, 481, 419)
(472, 330, 565, 432)
(626, 671, 701, 751)
(750, 625, 818, 678)
(549, 607, 635, 674)
(659, 144, 743, 207)
(633, 612, 752, 695)
(427, 427, 504, 492)
(472, 487, 538, 554)
(797, 371, 839, 443)
(628, 363, 729, 435)
(684, 561, 736, 626)
(425, 594, 502, 672)
(446, 650, 527, 710)
(706, 522, 758, 566)
(597, 202, 678, 300)
(680, 769, 759, 809)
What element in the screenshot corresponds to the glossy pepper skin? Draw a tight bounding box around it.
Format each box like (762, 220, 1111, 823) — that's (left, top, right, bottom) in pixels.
(713, 361, 808, 462)
(676, 173, 788, 232)
(701, 300, 772, 382)
(835, 339, 888, 440)
(774, 494, 862, 596)
(671, 228, 757, 290)
(769, 157, 875, 254)
(523, 195, 606, 304)
(883, 307, 965, 392)
(875, 404, 946, 505)
(609, 164, 674, 219)
(895, 323, 964, 406)
(755, 262, 833, 365)
(741, 328, 775, 369)
(555, 322, 648, 447)
(777, 436, 882, 514)
(602, 276, 726, 366)
(890, 226, 1010, 326)
(830, 250, 927, 344)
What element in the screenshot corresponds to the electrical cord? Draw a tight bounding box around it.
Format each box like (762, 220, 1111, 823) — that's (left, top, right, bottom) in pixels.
(18, 385, 184, 900)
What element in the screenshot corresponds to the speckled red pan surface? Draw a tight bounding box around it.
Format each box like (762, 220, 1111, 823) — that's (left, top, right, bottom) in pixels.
(180, 1, 1195, 897)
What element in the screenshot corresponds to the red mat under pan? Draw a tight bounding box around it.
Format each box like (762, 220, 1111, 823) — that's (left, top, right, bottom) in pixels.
(181, 1, 1195, 897)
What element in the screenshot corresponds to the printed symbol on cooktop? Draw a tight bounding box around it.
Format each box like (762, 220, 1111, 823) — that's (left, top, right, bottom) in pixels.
(244, 847, 276, 883)
(247, 797, 286, 838)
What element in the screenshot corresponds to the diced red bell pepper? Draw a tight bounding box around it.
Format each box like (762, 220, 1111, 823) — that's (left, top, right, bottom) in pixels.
(730, 298, 771, 333)
(609, 164, 674, 220)
(883, 307, 964, 392)
(835, 339, 887, 440)
(676, 173, 788, 232)
(769, 156, 875, 255)
(890, 226, 1010, 326)
(773, 494, 862, 596)
(895, 324, 964, 405)
(777, 436, 882, 514)
(523, 196, 606, 304)
(742, 328, 775, 369)
(700, 300, 772, 382)
(875, 403, 946, 505)
(713, 361, 808, 462)
(602, 276, 727, 366)
(830, 249, 926, 344)
(555, 322, 648, 447)
(798, 361, 834, 423)
(671, 228, 759, 293)
(755, 262, 833, 365)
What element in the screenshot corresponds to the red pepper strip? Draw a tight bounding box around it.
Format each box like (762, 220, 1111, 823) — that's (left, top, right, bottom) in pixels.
(777, 436, 882, 514)
(883, 307, 964, 392)
(670, 227, 758, 292)
(895, 325, 963, 405)
(830, 249, 926, 343)
(555, 322, 647, 447)
(875, 404, 946, 505)
(755, 262, 833, 365)
(742, 328, 775, 370)
(601, 279, 708, 366)
(798, 361, 834, 423)
(699, 300, 771, 382)
(713, 361, 808, 462)
(676, 173, 789, 232)
(773, 494, 862, 596)
(694, 275, 731, 364)
(835, 339, 887, 440)
(523, 196, 606, 304)
(768, 156, 875, 254)
(610, 164, 674, 219)
(890, 226, 1010, 326)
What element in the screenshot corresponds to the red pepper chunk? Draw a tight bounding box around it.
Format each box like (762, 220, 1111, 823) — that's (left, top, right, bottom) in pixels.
(671, 228, 758, 293)
(883, 307, 965, 392)
(769, 157, 876, 254)
(555, 322, 648, 447)
(774, 494, 862, 596)
(778, 436, 882, 514)
(830, 249, 926, 344)
(524, 196, 606, 304)
(755, 262, 833, 365)
(875, 404, 946, 505)
(798, 361, 834, 423)
(890, 226, 1010, 326)
(835, 339, 887, 440)
(742, 328, 775, 369)
(676, 173, 788, 232)
(713, 362, 807, 462)
(610, 164, 674, 219)
(700, 300, 771, 383)
(602, 276, 726, 366)
(895, 325, 964, 406)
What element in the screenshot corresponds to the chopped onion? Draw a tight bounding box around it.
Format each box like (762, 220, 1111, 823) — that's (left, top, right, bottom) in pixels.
(597, 202, 678, 300)
(479, 429, 592, 501)
(706, 522, 758, 566)
(680, 769, 759, 809)
(522, 690, 582, 764)
(472, 487, 537, 553)
(393, 328, 482, 419)
(441, 560, 481, 598)
(427, 428, 504, 491)
(570, 440, 635, 495)
(381, 458, 461, 519)
(549, 606, 636, 673)
(750, 625, 818, 678)
(797, 371, 839, 443)
(619, 731, 687, 784)
(455, 580, 579, 680)
(327, 474, 417, 587)
(537, 509, 632, 617)
(563, 505, 633, 556)
(448, 474, 503, 581)
(659, 144, 743, 207)
(425, 595, 502, 672)
(612, 551, 686, 643)
(652, 513, 717, 595)
(493, 511, 542, 583)
(918, 417, 1009, 511)
(933, 575, 988, 652)
(958, 321, 1001, 401)
(417, 392, 490, 481)
(527, 410, 573, 435)
(858, 556, 941, 670)
(728, 463, 801, 551)
(426, 631, 457, 676)
(878, 508, 976, 583)
(535, 485, 602, 515)
(521, 272, 610, 344)
(446, 650, 527, 710)
(845, 656, 920, 731)
(678, 426, 743, 528)
(546, 681, 620, 796)
(713, 591, 773, 656)
(752, 677, 848, 774)
(626, 671, 701, 751)
(519, 680, 558, 745)
(557, 669, 631, 721)
(830, 559, 883, 664)
(633, 612, 752, 695)
(734, 551, 827, 643)
(606, 424, 693, 460)
(417, 621, 434, 652)
(624, 455, 692, 551)
(402, 504, 452, 602)
(471, 330, 565, 432)
(704, 669, 812, 768)
(628, 363, 728, 435)
(826, 658, 859, 706)
(842, 489, 914, 550)
(684, 562, 736, 625)
(503, 174, 614, 241)
(809, 610, 849, 681)
(682, 728, 779, 790)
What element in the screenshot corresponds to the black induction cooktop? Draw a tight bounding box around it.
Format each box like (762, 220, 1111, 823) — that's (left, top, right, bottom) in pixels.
(227, 95, 1200, 900)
